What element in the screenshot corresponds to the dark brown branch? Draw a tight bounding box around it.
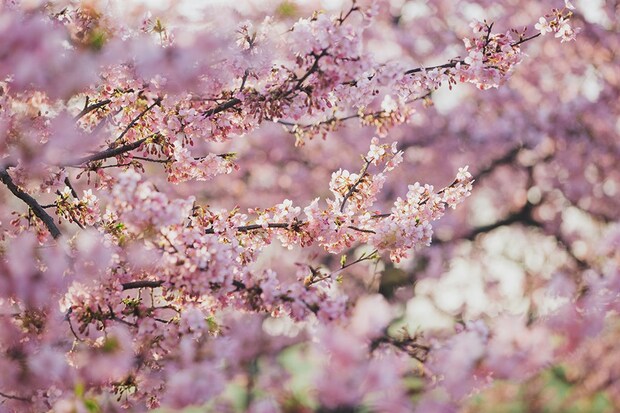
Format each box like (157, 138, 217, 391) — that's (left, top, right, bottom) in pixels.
(370, 332, 430, 363)
(463, 201, 535, 241)
(121, 280, 164, 290)
(203, 98, 242, 118)
(0, 390, 31, 403)
(450, 199, 589, 270)
(63, 177, 79, 198)
(67, 138, 147, 166)
(0, 168, 62, 239)
(68, 98, 161, 167)
(341, 250, 378, 270)
(475, 145, 523, 181)
(526, 218, 590, 270)
(239, 68, 250, 93)
(347, 225, 376, 234)
(295, 49, 328, 89)
(512, 32, 541, 47)
(337, 1, 360, 25)
(74, 99, 111, 121)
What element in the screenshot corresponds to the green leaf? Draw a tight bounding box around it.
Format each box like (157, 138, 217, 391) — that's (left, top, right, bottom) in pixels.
(84, 398, 100, 413)
(276, 1, 298, 18)
(88, 29, 106, 51)
(75, 382, 85, 398)
(102, 336, 120, 353)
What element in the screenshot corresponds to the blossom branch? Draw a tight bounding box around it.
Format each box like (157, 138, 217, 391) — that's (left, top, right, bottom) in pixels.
(0, 168, 62, 239)
(404, 27, 541, 76)
(305, 249, 379, 286)
(66, 98, 161, 167)
(112, 97, 162, 145)
(340, 158, 372, 212)
(73, 98, 111, 121)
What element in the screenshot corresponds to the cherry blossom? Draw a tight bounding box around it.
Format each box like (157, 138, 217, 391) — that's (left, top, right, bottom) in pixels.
(2, 0, 615, 412)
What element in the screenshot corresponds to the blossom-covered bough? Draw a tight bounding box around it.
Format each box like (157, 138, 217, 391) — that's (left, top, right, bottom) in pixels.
(3, 0, 618, 411)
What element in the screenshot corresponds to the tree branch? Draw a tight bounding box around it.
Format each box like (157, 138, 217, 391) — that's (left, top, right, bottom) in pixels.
(66, 138, 147, 166)
(404, 29, 540, 76)
(204, 222, 291, 234)
(475, 145, 523, 181)
(121, 280, 164, 290)
(203, 98, 242, 118)
(0, 168, 62, 239)
(63, 177, 79, 198)
(73, 99, 111, 121)
(463, 201, 535, 241)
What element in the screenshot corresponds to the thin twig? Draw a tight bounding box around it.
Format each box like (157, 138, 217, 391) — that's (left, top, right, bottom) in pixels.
(0, 390, 31, 403)
(205, 222, 291, 234)
(512, 32, 541, 47)
(131, 156, 170, 163)
(305, 249, 379, 286)
(348, 225, 376, 234)
(112, 97, 162, 145)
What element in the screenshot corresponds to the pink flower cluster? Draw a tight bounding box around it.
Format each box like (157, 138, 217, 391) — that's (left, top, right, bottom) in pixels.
(0, 1, 600, 412)
(535, 3, 578, 42)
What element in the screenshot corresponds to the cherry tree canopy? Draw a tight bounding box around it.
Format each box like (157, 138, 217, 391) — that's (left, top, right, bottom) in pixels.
(1, 0, 618, 412)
